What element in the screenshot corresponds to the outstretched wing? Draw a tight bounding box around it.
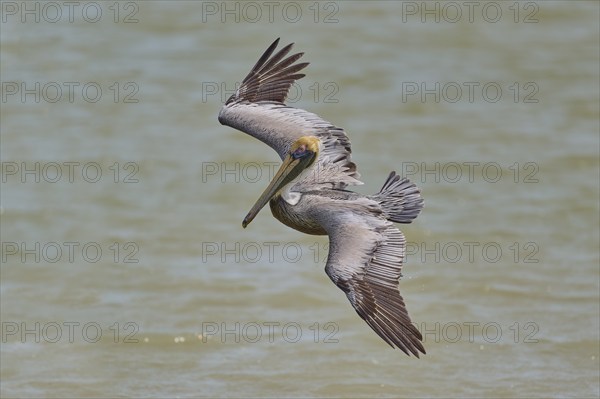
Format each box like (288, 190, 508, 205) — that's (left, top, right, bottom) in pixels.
(218, 38, 360, 187)
(322, 200, 425, 357)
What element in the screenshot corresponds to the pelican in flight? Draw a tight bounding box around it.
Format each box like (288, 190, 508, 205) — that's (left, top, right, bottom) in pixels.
(218, 39, 425, 357)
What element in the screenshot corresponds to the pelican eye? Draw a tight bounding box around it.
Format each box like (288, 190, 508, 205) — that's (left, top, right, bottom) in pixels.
(291, 144, 311, 160)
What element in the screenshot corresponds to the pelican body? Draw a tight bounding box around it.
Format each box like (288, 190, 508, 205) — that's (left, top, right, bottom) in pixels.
(218, 39, 425, 357)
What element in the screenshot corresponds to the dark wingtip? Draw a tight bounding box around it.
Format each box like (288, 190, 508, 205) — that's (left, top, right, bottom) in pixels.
(270, 37, 281, 49)
(226, 37, 308, 105)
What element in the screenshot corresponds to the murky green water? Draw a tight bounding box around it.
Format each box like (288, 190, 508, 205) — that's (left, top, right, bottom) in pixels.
(1, 1, 599, 398)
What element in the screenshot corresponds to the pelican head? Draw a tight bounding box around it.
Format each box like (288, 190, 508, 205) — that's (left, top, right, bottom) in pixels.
(242, 136, 320, 228)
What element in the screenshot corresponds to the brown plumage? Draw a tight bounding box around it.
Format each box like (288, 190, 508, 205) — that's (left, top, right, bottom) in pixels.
(219, 38, 425, 357)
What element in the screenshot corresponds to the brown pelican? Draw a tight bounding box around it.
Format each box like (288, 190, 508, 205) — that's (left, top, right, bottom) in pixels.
(218, 38, 425, 357)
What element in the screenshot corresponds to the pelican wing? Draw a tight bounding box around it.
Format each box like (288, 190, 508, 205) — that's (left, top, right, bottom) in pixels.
(218, 38, 360, 186)
(322, 200, 425, 356)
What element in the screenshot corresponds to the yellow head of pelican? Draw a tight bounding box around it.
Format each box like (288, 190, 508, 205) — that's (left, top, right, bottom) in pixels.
(242, 136, 320, 228)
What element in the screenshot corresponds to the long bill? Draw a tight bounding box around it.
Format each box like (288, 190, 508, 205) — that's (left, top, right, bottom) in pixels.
(242, 154, 310, 228)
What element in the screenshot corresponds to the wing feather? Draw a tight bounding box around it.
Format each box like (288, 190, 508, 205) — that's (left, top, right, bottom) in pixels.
(321, 204, 425, 357)
(225, 38, 307, 105)
(218, 38, 360, 187)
